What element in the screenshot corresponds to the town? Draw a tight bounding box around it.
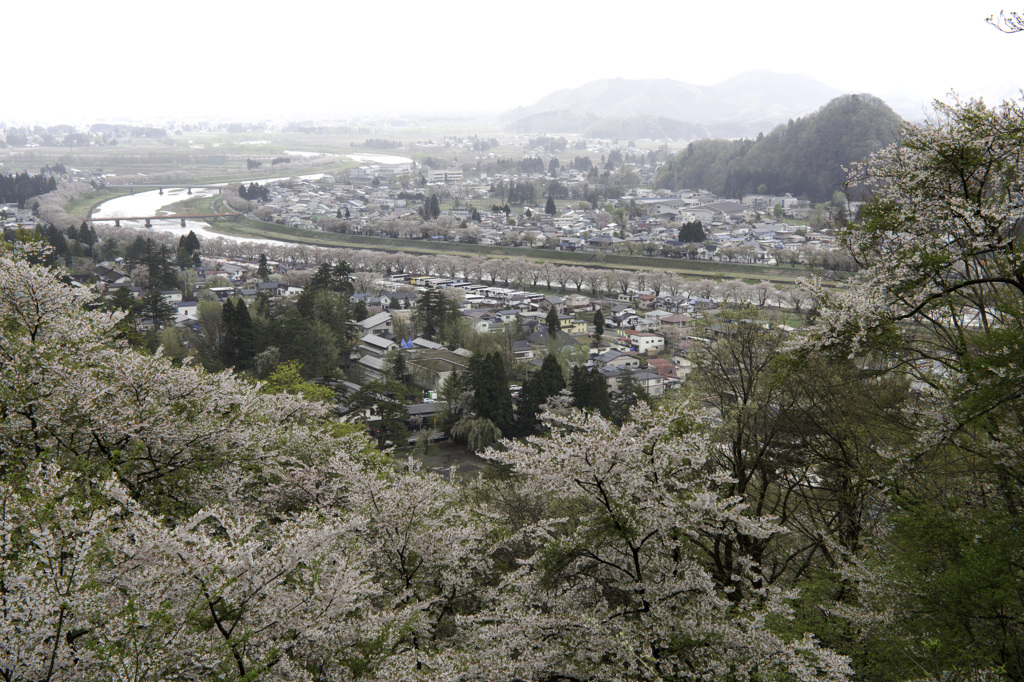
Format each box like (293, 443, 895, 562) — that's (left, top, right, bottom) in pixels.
(2, 7, 1021, 674)
(220, 142, 851, 270)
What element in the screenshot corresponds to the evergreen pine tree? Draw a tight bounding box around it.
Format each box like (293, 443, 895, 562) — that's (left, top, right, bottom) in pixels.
(593, 309, 605, 343)
(134, 290, 175, 329)
(185, 230, 201, 254)
(308, 261, 355, 295)
(515, 353, 567, 436)
(353, 299, 370, 322)
(545, 195, 557, 215)
(384, 349, 411, 385)
(414, 288, 459, 342)
(569, 364, 589, 408)
(107, 286, 138, 314)
(471, 352, 513, 435)
(221, 299, 238, 367)
(233, 299, 255, 369)
(78, 221, 97, 255)
(155, 244, 177, 290)
(430, 194, 441, 220)
(611, 370, 650, 425)
(536, 353, 566, 396)
(678, 220, 705, 243)
(570, 364, 612, 418)
(545, 307, 561, 338)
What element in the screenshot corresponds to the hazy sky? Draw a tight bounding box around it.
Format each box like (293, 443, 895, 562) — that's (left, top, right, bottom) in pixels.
(8, 0, 1021, 123)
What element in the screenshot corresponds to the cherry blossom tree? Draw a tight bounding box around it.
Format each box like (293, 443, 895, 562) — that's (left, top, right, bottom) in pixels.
(809, 96, 1024, 680)
(1, 237, 857, 680)
(473, 402, 851, 681)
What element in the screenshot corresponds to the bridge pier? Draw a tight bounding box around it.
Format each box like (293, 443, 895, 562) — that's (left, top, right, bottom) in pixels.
(114, 219, 120, 228)
(145, 218, 152, 228)
(181, 218, 187, 227)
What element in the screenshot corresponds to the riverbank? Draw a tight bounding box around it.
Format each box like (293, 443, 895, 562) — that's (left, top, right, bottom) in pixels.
(87, 186, 816, 285)
(197, 216, 817, 285)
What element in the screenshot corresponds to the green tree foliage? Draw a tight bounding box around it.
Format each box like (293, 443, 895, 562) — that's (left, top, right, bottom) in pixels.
(469, 351, 513, 437)
(515, 353, 566, 435)
(0, 171, 57, 207)
(610, 370, 650, 425)
(451, 415, 502, 452)
(383, 348, 411, 385)
(257, 253, 270, 281)
(544, 306, 560, 338)
(545, 195, 557, 215)
(98, 237, 120, 261)
(106, 286, 137, 316)
(238, 181, 270, 202)
(593, 308, 605, 343)
(809, 96, 1024, 679)
(345, 380, 410, 449)
(36, 224, 71, 266)
(133, 290, 175, 329)
(413, 288, 461, 342)
(178, 229, 201, 256)
(209, 284, 357, 381)
(306, 260, 355, 296)
(656, 94, 903, 202)
(77, 221, 97, 255)
(569, 364, 611, 418)
(437, 367, 472, 437)
(291, 289, 356, 377)
(221, 298, 255, 370)
(422, 193, 441, 220)
(352, 299, 370, 322)
(261, 360, 336, 402)
(677, 219, 705, 243)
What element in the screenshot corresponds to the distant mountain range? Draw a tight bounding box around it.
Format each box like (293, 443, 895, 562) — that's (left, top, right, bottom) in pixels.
(504, 72, 915, 139)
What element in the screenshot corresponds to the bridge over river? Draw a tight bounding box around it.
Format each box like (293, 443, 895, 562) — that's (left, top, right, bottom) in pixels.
(84, 213, 241, 228)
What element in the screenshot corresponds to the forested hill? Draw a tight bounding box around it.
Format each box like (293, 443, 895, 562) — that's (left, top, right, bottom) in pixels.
(654, 94, 904, 202)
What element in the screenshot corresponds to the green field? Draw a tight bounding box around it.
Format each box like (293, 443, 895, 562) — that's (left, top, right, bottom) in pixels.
(64, 189, 134, 219)
(160, 194, 221, 215)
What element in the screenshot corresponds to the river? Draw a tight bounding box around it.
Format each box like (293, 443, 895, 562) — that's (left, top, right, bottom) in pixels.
(91, 187, 286, 247)
(90, 153, 414, 247)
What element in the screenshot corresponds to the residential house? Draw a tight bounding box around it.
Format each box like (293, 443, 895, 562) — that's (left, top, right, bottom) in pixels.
(628, 332, 665, 355)
(356, 355, 387, 383)
(592, 350, 642, 370)
(174, 301, 199, 324)
(558, 316, 588, 335)
(389, 291, 420, 309)
(357, 311, 393, 335)
(360, 334, 399, 357)
(646, 357, 677, 379)
(598, 367, 665, 398)
(91, 264, 131, 286)
(563, 293, 592, 312)
(405, 348, 472, 393)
